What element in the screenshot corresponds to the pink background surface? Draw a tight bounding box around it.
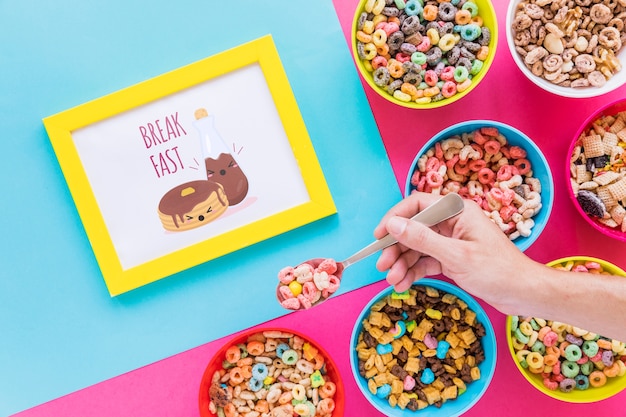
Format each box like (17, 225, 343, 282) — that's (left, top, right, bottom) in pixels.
(15, 0, 626, 416)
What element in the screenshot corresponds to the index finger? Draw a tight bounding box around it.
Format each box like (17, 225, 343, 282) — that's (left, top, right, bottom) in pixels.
(374, 192, 445, 239)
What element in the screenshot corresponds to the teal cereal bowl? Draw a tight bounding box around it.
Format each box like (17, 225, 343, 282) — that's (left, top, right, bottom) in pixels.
(404, 120, 554, 252)
(350, 279, 496, 416)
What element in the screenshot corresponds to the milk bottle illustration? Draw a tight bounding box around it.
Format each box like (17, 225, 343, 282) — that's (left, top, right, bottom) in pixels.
(193, 108, 249, 205)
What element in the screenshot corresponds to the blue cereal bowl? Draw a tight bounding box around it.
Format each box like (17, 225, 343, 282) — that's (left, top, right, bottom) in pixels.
(404, 120, 554, 252)
(350, 279, 497, 417)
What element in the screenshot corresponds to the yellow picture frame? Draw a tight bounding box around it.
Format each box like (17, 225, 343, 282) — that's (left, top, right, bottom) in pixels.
(43, 35, 336, 296)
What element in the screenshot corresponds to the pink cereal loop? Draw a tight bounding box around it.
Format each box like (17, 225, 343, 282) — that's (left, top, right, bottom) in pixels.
(440, 66, 455, 81)
(425, 156, 441, 172)
(543, 378, 558, 391)
(572, 265, 589, 273)
(297, 294, 312, 309)
(477, 167, 495, 185)
(424, 70, 438, 86)
(426, 170, 444, 188)
(484, 139, 501, 154)
(416, 36, 431, 52)
(501, 188, 516, 206)
(434, 142, 444, 159)
(316, 258, 338, 275)
(410, 170, 421, 186)
(543, 330, 558, 347)
(281, 298, 301, 310)
(371, 55, 388, 70)
(383, 22, 399, 36)
(468, 159, 486, 172)
(395, 52, 411, 63)
(302, 281, 321, 303)
(279, 285, 295, 300)
(278, 266, 295, 285)
(509, 146, 527, 159)
(496, 164, 519, 181)
(514, 158, 531, 175)
(327, 275, 340, 292)
(585, 261, 601, 270)
(441, 81, 457, 98)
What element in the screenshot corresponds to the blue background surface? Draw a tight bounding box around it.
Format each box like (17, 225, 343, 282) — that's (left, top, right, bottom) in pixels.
(0, 1, 401, 414)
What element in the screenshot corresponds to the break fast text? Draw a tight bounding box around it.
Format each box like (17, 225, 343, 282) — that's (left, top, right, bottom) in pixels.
(139, 112, 188, 179)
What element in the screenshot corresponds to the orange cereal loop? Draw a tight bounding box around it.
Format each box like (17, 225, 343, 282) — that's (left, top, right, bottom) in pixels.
(455, 9, 472, 25)
(312, 353, 326, 370)
(543, 354, 559, 367)
(241, 364, 253, 379)
(356, 30, 373, 43)
(229, 367, 245, 386)
(603, 362, 620, 377)
(224, 403, 237, 417)
(477, 45, 489, 61)
(225, 345, 241, 364)
(387, 59, 405, 78)
(376, 43, 390, 56)
(423, 4, 438, 21)
(597, 339, 612, 350)
(388, 16, 400, 26)
(237, 356, 253, 367)
(401, 82, 419, 100)
(247, 340, 265, 356)
(471, 16, 483, 26)
(320, 381, 337, 399)
(255, 400, 270, 414)
(589, 370, 608, 387)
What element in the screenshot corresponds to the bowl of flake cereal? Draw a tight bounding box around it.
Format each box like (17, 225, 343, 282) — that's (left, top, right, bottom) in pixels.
(350, 279, 496, 416)
(507, 256, 626, 403)
(507, 0, 626, 98)
(199, 328, 344, 417)
(567, 97, 626, 241)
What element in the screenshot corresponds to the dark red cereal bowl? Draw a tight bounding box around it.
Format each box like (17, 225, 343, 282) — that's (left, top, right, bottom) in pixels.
(350, 279, 496, 417)
(506, 256, 626, 403)
(199, 328, 344, 417)
(404, 120, 554, 252)
(566, 97, 626, 242)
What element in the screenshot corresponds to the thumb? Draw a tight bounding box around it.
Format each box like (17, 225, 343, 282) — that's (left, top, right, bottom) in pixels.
(386, 216, 454, 260)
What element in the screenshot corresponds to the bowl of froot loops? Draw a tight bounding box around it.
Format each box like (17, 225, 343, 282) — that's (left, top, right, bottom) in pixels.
(352, 0, 498, 108)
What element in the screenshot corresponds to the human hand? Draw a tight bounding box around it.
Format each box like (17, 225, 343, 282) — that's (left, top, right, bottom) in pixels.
(374, 192, 542, 315)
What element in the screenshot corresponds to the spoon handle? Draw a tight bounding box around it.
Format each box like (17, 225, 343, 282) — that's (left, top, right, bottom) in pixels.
(341, 193, 465, 268)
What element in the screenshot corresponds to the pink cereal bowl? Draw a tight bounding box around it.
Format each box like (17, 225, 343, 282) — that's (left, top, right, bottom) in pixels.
(566, 97, 626, 242)
(506, 256, 626, 403)
(198, 327, 345, 417)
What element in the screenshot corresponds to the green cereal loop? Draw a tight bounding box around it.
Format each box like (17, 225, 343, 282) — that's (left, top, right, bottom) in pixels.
(519, 359, 529, 369)
(411, 51, 427, 65)
(394, 0, 406, 9)
(529, 319, 540, 331)
(454, 66, 469, 82)
(418, 81, 428, 90)
(404, 0, 422, 16)
(282, 349, 299, 365)
(561, 360, 580, 378)
(531, 341, 546, 355)
(510, 315, 519, 332)
(582, 340, 599, 357)
(470, 59, 483, 75)
(462, 1, 478, 17)
(580, 361, 594, 375)
(514, 328, 530, 344)
(564, 344, 582, 362)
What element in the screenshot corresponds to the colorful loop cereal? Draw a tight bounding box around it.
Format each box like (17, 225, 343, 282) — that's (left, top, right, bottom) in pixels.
(354, 0, 493, 106)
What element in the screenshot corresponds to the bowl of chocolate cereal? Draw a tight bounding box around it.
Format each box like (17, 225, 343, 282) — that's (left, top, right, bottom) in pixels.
(350, 279, 496, 416)
(507, 0, 626, 98)
(199, 328, 344, 417)
(352, 0, 498, 108)
(405, 120, 554, 252)
(567, 97, 626, 241)
(506, 256, 626, 403)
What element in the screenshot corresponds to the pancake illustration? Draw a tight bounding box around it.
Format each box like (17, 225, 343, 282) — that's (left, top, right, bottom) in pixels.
(158, 180, 228, 232)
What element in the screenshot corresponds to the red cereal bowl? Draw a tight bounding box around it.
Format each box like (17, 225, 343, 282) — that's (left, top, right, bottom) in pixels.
(351, 0, 498, 109)
(198, 328, 345, 417)
(506, 0, 626, 98)
(506, 256, 626, 403)
(566, 97, 626, 242)
(404, 120, 554, 252)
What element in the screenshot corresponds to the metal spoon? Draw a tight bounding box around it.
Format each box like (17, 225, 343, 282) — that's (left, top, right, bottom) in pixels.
(276, 193, 465, 310)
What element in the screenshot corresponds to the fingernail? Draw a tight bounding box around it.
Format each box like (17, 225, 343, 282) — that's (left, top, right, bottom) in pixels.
(387, 217, 406, 235)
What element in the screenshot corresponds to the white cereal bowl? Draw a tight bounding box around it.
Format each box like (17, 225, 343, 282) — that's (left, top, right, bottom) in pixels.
(506, 0, 626, 98)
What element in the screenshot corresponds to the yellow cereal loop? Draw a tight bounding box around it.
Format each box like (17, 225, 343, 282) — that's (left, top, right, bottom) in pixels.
(426, 28, 440, 46)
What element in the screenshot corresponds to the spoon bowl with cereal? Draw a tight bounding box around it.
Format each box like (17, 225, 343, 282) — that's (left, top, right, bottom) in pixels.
(276, 193, 465, 310)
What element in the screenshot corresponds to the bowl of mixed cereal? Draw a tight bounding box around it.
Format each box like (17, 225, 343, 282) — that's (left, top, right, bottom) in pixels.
(352, 0, 498, 108)
(507, 0, 626, 98)
(506, 256, 626, 403)
(199, 328, 344, 417)
(404, 120, 554, 252)
(567, 97, 626, 241)
(350, 279, 496, 416)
